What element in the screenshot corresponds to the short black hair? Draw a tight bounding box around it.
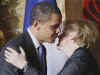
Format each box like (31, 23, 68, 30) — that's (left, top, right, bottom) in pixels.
(30, 1, 62, 25)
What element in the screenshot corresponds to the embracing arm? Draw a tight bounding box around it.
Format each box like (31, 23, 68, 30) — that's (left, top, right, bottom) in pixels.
(2, 46, 40, 75)
(0, 47, 19, 75)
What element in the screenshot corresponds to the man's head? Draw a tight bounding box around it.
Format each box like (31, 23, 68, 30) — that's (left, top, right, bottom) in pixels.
(58, 20, 99, 49)
(29, 2, 62, 43)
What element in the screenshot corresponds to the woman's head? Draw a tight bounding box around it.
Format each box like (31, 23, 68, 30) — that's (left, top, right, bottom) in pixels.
(59, 20, 99, 49)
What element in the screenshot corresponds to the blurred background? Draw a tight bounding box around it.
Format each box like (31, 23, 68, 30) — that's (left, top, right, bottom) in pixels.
(0, 0, 83, 46)
(0, 0, 100, 70)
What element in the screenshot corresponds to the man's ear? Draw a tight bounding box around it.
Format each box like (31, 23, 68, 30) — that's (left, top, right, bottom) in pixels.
(32, 19, 40, 27)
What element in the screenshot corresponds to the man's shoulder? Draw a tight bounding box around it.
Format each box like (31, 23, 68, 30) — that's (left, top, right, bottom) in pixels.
(6, 32, 25, 45)
(1, 32, 26, 52)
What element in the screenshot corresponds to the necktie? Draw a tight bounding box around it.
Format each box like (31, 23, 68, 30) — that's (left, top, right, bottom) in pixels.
(37, 44, 47, 75)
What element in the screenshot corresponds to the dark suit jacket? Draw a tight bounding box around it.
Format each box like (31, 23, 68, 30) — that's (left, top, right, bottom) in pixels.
(58, 47, 100, 75)
(0, 31, 41, 75)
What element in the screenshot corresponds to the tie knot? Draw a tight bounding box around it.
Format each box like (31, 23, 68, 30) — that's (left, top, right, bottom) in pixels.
(37, 44, 46, 56)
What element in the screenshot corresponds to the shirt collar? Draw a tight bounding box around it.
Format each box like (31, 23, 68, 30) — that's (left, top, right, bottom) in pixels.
(27, 28, 40, 48)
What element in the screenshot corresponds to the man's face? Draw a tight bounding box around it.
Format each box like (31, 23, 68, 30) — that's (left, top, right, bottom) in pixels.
(38, 13, 61, 43)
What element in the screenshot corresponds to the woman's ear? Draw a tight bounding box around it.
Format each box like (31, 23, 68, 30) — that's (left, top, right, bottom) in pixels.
(71, 37, 77, 41)
(68, 31, 77, 41)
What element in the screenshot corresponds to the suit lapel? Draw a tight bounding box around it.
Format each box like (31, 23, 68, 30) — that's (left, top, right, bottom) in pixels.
(22, 31, 40, 69)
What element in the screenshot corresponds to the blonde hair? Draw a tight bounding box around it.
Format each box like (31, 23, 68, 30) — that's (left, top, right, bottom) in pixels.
(63, 20, 99, 49)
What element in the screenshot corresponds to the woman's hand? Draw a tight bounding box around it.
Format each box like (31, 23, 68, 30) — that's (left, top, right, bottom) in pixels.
(5, 47, 28, 69)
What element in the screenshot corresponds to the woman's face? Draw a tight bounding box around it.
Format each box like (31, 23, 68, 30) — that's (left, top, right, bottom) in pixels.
(57, 31, 79, 56)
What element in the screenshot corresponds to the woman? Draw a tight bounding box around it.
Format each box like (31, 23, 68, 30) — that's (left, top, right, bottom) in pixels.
(57, 20, 100, 75)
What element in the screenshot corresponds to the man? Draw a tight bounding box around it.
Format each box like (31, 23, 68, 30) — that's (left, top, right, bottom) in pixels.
(0, 2, 62, 75)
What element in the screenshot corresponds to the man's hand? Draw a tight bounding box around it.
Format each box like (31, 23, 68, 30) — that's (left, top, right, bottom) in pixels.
(5, 47, 28, 69)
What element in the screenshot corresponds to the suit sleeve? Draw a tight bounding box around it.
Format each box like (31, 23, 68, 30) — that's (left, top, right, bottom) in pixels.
(58, 48, 90, 75)
(58, 58, 88, 75)
(0, 45, 40, 75)
(23, 66, 41, 75)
